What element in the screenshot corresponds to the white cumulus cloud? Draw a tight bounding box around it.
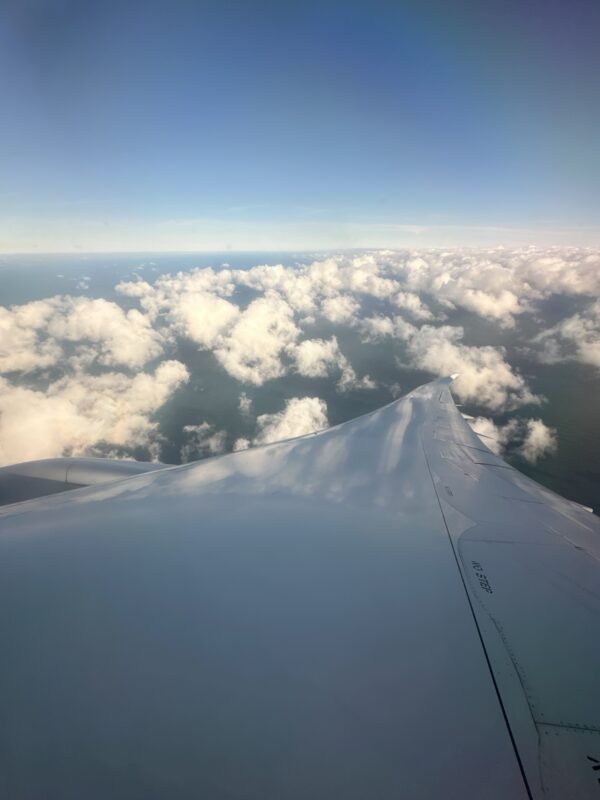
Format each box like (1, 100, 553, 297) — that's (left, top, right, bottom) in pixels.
(468, 416, 557, 464)
(0, 296, 164, 373)
(293, 337, 343, 378)
(3, 246, 597, 466)
(213, 293, 300, 385)
(519, 418, 558, 464)
(0, 299, 63, 373)
(252, 397, 329, 445)
(0, 360, 189, 466)
(46, 296, 165, 369)
(533, 299, 600, 369)
(362, 317, 539, 411)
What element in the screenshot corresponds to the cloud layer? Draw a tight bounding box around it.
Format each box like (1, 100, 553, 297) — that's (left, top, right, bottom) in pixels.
(1, 247, 597, 466)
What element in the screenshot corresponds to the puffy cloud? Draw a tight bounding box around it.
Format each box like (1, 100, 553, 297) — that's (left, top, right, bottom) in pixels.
(213, 293, 300, 385)
(237, 263, 318, 314)
(406, 325, 540, 410)
(46, 297, 164, 368)
(345, 257, 399, 299)
(293, 337, 344, 378)
(360, 315, 397, 341)
(166, 291, 240, 349)
(2, 246, 597, 467)
(118, 248, 600, 336)
(180, 422, 227, 463)
(468, 416, 557, 464)
(116, 268, 236, 321)
(385, 253, 532, 327)
(113, 248, 600, 395)
(533, 299, 600, 369)
(337, 364, 378, 393)
(252, 397, 328, 445)
(386, 248, 600, 327)
(115, 279, 154, 299)
(0, 360, 189, 466)
(0, 299, 63, 373)
(393, 291, 434, 320)
(458, 289, 522, 327)
(363, 317, 538, 411)
(0, 296, 164, 373)
(121, 277, 304, 385)
(518, 252, 600, 297)
(319, 294, 360, 324)
(467, 417, 521, 455)
(291, 336, 376, 391)
(360, 314, 418, 344)
(519, 418, 558, 464)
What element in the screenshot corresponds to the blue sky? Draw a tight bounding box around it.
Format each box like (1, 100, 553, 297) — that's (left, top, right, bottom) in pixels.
(1, 0, 599, 251)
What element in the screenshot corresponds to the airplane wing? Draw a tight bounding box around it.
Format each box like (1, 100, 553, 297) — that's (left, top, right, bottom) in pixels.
(0, 377, 598, 798)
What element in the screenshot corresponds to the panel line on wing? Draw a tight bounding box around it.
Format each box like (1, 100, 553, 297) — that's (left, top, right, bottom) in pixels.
(419, 435, 534, 800)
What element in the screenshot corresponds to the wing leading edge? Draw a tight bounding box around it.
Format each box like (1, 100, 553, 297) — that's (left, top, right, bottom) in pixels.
(0, 378, 597, 797)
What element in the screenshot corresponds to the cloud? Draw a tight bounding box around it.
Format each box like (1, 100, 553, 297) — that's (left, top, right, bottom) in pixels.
(0, 361, 189, 466)
(405, 325, 540, 410)
(360, 315, 397, 341)
(291, 336, 376, 391)
(120, 272, 302, 386)
(320, 294, 360, 324)
(237, 263, 318, 315)
(293, 337, 343, 378)
(238, 392, 252, 416)
(2, 247, 597, 466)
(252, 397, 328, 446)
(533, 299, 600, 369)
(180, 422, 227, 463)
(468, 416, 557, 464)
(0, 296, 164, 373)
(337, 364, 378, 393)
(362, 317, 539, 411)
(165, 292, 241, 350)
(519, 418, 558, 464)
(0, 299, 63, 373)
(393, 291, 434, 320)
(114, 248, 600, 401)
(213, 293, 300, 385)
(344, 255, 400, 299)
(387, 248, 600, 328)
(467, 417, 521, 455)
(117, 267, 236, 320)
(46, 297, 165, 369)
(116, 279, 155, 299)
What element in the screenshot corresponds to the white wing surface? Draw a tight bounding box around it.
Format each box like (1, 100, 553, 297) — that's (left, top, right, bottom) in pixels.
(0, 378, 598, 798)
